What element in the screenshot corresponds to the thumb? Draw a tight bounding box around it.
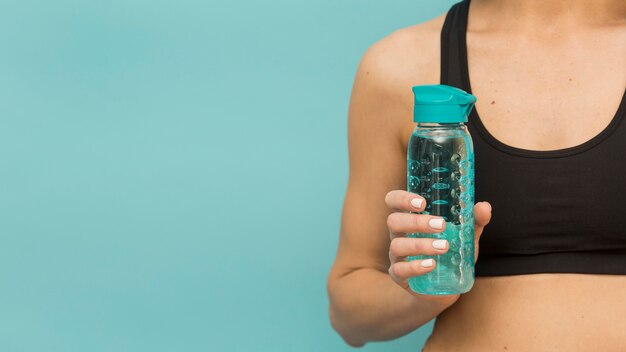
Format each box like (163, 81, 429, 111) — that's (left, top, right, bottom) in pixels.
(473, 201, 492, 261)
(474, 201, 492, 241)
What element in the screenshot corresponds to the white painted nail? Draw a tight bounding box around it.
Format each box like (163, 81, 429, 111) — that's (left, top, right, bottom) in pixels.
(432, 239, 447, 249)
(421, 259, 434, 268)
(410, 198, 424, 208)
(429, 218, 444, 230)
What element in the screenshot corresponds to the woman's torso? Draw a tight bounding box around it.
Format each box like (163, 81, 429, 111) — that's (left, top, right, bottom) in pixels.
(390, 1, 626, 350)
(425, 274, 626, 351)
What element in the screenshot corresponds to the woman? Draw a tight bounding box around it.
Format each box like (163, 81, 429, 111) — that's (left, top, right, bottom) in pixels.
(327, 0, 626, 350)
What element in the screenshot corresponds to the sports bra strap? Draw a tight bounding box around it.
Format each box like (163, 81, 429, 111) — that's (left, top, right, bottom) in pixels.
(440, 0, 470, 89)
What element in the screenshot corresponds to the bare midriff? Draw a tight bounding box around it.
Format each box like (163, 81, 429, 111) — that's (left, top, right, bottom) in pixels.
(423, 274, 626, 351)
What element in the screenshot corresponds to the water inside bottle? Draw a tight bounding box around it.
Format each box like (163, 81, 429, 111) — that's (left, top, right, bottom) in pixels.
(407, 128, 475, 295)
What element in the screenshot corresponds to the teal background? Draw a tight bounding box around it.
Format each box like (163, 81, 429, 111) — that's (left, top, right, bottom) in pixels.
(0, 1, 456, 351)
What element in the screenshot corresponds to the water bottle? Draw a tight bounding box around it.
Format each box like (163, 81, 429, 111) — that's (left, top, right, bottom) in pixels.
(407, 85, 477, 295)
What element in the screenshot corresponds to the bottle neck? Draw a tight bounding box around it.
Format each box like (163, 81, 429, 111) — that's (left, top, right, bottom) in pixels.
(416, 122, 465, 128)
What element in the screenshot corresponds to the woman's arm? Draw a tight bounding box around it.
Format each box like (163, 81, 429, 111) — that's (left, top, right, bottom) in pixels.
(328, 264, 454, 347)
(327, 29, 492, 347)
(326, 33, 453, 346)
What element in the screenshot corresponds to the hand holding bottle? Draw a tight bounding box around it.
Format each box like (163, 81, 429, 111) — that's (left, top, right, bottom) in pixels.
(385, 190, 492, 303)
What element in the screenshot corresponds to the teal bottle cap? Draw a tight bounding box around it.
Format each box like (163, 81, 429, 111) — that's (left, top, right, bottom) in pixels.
(412, 84, 477, 123)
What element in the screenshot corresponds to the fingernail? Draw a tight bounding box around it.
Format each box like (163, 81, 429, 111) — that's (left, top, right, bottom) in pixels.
(421, 259, 434, 267)
(432, 239, 447, 249)
(428, 218, 444, 230)
(410, 198, 424, 208)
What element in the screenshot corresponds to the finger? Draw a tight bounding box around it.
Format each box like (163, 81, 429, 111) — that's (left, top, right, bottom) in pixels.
(389, 237, 449, 262)
(473, 201, 492, 262)
(388, 259, 437, 283)
(474, 201, 492, 242)
(385, 190, 426, 212)
(387, 213, 446, 238)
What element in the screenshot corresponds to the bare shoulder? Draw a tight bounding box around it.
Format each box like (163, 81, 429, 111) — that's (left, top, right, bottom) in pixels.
(349, 15, 446, 141)
(356, 15, 446, 99)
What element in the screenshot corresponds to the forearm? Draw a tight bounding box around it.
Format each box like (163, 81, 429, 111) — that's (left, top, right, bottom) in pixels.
(327, 267, 450, 346)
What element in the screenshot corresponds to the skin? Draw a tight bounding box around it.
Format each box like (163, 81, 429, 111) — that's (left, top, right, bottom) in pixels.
(327, 0, 626, 350)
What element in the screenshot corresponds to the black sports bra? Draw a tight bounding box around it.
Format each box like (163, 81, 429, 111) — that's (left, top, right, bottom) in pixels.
(441, 0, 626, 276)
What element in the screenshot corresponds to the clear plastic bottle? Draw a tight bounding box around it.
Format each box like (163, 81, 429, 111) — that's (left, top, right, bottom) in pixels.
(407, 85, 477, 295)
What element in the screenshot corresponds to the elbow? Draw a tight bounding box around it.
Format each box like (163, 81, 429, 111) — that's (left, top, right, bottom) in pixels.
(326, 275, 368, 347)
(328, 304, 367, 347)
